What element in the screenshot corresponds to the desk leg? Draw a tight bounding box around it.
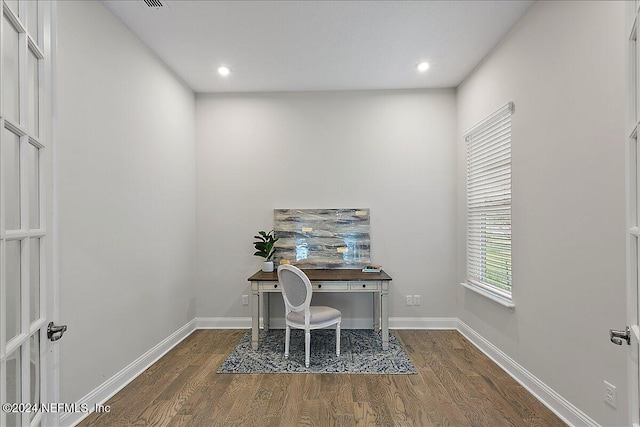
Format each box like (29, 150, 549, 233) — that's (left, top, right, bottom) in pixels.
(381, 291, 389, 350)
(263, 292, 270, 331)
(373, 292, 380, 331)
(252, 290, 259, 350)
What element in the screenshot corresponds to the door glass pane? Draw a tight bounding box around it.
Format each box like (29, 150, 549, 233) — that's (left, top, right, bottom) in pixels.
(30, 332, 41, 420)
(28, 49, 39, 137)
(2, 128, 21, 229)
(6, 240, 22, 342)
(27, 0, 39, 44)
(3, 16, 20, 124)
(6, 348, 22, 427)
(30, 238, 40, 323)
(27, 143, 40, 229)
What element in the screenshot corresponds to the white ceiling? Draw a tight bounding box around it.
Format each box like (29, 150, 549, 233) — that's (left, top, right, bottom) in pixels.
(101, 0, 533, 93)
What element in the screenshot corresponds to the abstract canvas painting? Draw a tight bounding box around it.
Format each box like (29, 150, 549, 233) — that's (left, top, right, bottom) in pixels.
(273, 208, 370, 269)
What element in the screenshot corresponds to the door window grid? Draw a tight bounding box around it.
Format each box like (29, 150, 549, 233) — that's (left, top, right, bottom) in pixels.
(0, 1, 45, 426)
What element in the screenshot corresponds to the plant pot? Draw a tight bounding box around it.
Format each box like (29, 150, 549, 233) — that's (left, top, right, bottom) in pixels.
(262, 261, 274, 272)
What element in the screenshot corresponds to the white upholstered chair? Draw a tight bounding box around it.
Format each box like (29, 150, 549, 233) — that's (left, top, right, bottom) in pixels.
(277, 264, 341, 367)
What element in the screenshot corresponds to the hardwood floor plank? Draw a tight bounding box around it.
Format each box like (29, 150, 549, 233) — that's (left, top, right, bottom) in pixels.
(323, 374, 353, 415)
(303, 372, 322, 401)
(136, 399, 179, 426)
(396, 331, 427, 369)
(220, 375, 264, 426)
(77, 329, 568, 427)
(179, 370, 237, 426)
(276, 374, 305, 426)
(425, 402, 472, 427)
(390, 374, 433, 427)
(165, 413, 192, 427)
(297, 398, 320, 427)
(329, 413, 356, 427)
(506, 386, 567, 427)
(433, 331, 565, 427)
(364, 375, 396, 426)
(429, 332, 526, 427)
(349, 374, 368, 402)
(265, 373, 293, 416)
(81, 365, 182, 426)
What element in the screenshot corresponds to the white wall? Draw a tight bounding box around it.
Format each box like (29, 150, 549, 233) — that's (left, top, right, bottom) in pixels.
(56, 0, 196, 404)
(456, 1, 627, 425)
(195, 90, 458, 324)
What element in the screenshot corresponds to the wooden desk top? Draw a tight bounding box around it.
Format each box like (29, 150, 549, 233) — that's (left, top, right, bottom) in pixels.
(248, 268, 392, 282)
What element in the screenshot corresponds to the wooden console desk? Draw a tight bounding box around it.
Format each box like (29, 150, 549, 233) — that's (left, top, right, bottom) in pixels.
(248, 269, 392, 351)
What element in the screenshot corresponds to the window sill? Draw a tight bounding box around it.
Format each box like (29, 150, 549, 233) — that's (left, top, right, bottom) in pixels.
(460, 282, 515, 309)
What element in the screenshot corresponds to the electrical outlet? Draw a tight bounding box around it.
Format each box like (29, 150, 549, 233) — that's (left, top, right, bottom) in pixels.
(604, 381, 617, 408)
(413, 295, 421, 306)
(242, 295, 249, 306)
(406, 295, 413, 306)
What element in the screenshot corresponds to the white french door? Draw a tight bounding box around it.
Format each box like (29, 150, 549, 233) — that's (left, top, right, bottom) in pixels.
(627, 2, 640, 426)
(0, 1, 55, 426)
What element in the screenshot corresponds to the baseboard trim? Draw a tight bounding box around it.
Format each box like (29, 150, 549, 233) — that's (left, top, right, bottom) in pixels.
(456, 320, 598, 427)
(390, 317, 458, 329)
(195, 316, 251, 329)
(62, 319, 197, 427)
(194, 317, 461, 330)
(258, 317, 387, 330)
(65, 317, 598, 427)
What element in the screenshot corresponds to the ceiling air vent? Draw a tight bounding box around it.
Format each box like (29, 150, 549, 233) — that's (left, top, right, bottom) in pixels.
(142, 0, 166, 9)
(138, 0, 170, 12)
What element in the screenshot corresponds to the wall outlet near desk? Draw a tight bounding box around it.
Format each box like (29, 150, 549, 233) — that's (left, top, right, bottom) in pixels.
(413, 295, 421, 306)
(405, 295, 413, 306)
(242, 295, 249, 306)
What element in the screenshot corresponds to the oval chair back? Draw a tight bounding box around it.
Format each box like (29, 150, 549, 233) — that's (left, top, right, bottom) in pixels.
(277, 264, 312, 322)
(276, 264, 341, 368)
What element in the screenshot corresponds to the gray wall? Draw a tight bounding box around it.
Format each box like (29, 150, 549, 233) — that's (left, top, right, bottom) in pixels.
(56, 0, 197, 404)
(195, 90, 459, 324)
(456, 1, 627, 425)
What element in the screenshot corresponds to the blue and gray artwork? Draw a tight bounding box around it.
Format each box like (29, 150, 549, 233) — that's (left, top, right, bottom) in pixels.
(273, 208, 371, 269)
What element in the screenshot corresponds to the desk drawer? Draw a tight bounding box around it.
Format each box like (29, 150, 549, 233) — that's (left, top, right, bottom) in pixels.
(312, 281, 349, 291)
(260, 283, 281, 291)
(349, 282, 380, 290)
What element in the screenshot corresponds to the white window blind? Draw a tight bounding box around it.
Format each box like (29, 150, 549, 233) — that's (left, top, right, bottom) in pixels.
(465, 102, 514, 301)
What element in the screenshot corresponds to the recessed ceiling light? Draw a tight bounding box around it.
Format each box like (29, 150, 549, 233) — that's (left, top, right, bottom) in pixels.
(416, 62, 430, 72)
(218, 66, 231, 76)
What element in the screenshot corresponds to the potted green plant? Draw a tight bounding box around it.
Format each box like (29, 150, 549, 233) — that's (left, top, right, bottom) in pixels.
(253, 230, 279, 272)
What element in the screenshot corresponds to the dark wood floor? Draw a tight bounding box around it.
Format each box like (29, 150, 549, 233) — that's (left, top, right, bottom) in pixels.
(79, 329, 566, 426)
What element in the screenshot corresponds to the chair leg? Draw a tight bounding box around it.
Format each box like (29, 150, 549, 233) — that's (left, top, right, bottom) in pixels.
(305, 329, 310, 368)
(336, 322, 341, 357)
(285, 326, 290, 358)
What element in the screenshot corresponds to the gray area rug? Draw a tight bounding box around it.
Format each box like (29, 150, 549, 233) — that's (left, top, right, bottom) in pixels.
(217, 329, 416, 374)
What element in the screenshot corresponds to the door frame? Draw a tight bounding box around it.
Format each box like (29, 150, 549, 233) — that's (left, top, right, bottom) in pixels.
(44, 0, 59, 425)
(0, 1, 57, 426)
(627, 2, 640, 426)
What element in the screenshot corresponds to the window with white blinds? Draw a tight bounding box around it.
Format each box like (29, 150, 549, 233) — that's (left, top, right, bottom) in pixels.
(465, 102, 514, 302)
